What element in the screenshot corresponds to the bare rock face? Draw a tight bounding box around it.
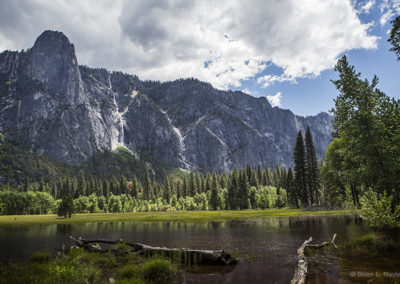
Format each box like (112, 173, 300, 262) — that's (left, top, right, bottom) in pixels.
(0, 30, 333, 172)
(0, 30, 114, 164)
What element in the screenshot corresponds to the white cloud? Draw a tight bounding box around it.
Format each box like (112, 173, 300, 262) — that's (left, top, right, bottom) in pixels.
(379, 0, 400, 26)
(241, 88, 257, 95)
(267, 92, 282, 107)
(354, 0, 375, 14)
(0, 0, 378, 90)
(256, 74, 296, 88)
(361, 0, 375, 13)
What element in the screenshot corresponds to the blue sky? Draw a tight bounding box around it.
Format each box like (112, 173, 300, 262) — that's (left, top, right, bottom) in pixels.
(232, 1, 400, 116)
(0, 0, 399, 116)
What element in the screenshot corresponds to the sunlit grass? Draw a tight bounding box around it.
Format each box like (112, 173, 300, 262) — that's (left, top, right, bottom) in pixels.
(0, 209, 354, 226)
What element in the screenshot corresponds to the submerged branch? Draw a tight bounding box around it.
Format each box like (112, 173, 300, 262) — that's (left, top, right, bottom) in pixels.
(69, 235, 237, 266)
(291, 234, 337, 284)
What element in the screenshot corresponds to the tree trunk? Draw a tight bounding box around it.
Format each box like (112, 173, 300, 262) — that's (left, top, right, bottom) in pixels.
(69, 236, 237, 266)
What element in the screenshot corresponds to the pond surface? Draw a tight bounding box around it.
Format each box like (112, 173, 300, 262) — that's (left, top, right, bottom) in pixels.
(0, 215, 398, 283)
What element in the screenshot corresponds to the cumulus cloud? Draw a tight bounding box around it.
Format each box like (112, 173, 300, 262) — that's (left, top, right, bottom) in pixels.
(267, 92, 282, 107)
(0, 0, 378, 90)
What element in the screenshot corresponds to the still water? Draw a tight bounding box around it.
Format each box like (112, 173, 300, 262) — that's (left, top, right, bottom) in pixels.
(0, 215, 397, 283)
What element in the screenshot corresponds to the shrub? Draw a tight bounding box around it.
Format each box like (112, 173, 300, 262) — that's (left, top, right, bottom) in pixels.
(360, 189, 400, 228)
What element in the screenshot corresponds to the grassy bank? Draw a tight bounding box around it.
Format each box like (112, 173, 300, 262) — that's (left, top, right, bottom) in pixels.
(0, 209, 353, 226)
(0, 248, 178, 284)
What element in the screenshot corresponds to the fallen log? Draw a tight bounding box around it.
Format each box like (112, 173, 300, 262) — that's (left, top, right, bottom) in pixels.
(69, 236, 237, 266)
(291, 234, 337, 284)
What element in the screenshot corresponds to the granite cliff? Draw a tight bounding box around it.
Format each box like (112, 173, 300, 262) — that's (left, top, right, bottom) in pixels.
(0, 31, 332, 172)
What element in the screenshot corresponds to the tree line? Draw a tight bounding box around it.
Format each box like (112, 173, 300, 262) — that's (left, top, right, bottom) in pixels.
(0, 163, 293, 216)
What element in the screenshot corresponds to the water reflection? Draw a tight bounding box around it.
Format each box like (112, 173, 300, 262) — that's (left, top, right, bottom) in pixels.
(0, 215, 375, 283)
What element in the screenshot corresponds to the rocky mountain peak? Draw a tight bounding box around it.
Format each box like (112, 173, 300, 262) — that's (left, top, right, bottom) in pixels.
(33, 30, 73, 51)
(25, 30, 82, 104)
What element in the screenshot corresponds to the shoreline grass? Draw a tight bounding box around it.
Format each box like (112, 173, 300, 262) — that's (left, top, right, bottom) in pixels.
(0, 209, 354, 226)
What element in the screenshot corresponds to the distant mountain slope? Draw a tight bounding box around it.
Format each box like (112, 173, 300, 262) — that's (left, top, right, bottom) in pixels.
(0, 30, 333, 173)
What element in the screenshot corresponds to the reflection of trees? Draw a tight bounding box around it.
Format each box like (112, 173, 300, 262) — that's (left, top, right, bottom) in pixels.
(56, 224, 73, 234)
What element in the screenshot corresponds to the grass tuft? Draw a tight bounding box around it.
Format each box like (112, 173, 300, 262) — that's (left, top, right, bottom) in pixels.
(140, 258, 177, 281)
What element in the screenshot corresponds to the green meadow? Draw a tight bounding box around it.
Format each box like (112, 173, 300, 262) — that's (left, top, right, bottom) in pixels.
(0, 209, 353, 226)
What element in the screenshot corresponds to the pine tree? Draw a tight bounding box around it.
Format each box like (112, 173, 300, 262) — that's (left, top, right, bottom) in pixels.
(264, 166, 271, 185)
(183, 177, 188, 197)
(294, 131, 308, 207)
(246, 164, 252, 184)
(388, 16, 400, 60)
(77, 170, 86, 197)
(131, 176, 138, 198)
(286, 168, 298, 208)
(196, 174, 202, 193)
(96, 179, 103, 196)
(305, 127, 320, 205)
(210, 172, 219, 210)
(143, 166, 152, 200)
(89, 177, 96, 196)
(227, 166, 239, 209)
(189, 173, 197, 196)
(257, 164, 263, 185)
(250, 170, 258, 187)
(163, 178, 171, 203)
(219, 173, 227, 189)
(205, 175, 211, 192)
(120, 175, 129, 195)
(238, 170, 249, 209)
(103, 179, 110, 200)
(176, 181, 182, 199)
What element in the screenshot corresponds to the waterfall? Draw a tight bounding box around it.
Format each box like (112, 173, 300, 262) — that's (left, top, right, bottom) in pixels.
(160, 109, 190, 169)
(109, 74, 125, 149)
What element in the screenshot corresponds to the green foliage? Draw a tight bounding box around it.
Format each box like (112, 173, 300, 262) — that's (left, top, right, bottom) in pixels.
(330, 55, 400, 206)
(388, 16, 400, 60)
(143, 167, 153, 200)
(0, 191, 55, 215)
(360, 189, 400, 228)
(344, 188, 357, 212)
(58, 195, 74, 218)
(210, 176, 219, 210)
(0, 140, 72, 185)
(340, 233, 400, 257)
(321, 138, 347, 207)
(294, 131, 308, 206)
(305, 127, 320, 205)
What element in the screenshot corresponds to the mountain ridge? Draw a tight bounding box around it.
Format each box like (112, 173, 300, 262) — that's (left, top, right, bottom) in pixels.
(0, 30, 333, 173)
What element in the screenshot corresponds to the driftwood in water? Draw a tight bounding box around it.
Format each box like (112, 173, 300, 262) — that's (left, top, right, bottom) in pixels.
(69, 236, 237, 266)
(291, 234, 337, 284)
